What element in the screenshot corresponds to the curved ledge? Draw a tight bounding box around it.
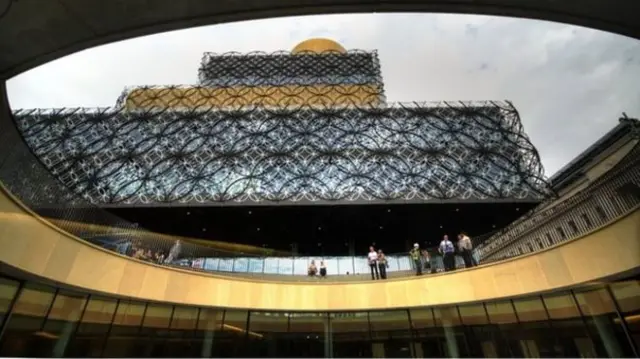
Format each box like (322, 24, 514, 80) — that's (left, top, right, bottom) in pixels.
(0, 185, 639, 311)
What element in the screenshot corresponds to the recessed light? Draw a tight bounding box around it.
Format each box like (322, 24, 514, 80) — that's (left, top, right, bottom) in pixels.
(248, 210, 252, 215)
(257, 227, 260, 231)
(317, 226, 322, 230)
(202, 228, 206, 232)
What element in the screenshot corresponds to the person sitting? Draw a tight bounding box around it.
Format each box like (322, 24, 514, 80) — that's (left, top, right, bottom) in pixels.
(319, 261, 327, 278)
(308, 260, 318, 277)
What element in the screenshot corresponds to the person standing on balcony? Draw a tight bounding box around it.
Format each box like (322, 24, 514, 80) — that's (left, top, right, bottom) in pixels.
(410, 243, 422, 276)
(368, 246, 379, 280)
(439, 235, 455, 271)
(422, 249, 431, 273)
(458, 233, 475, 268)
(164, 239, 182, 264)
(377, 249, 388, 279)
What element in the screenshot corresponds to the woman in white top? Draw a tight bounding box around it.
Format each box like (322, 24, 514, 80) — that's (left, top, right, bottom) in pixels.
(368, 246, 379, 280)
(457, 233, 475, 268)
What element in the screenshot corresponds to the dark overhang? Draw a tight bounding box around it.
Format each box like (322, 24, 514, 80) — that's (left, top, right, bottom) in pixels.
(0, 0, 638, 80)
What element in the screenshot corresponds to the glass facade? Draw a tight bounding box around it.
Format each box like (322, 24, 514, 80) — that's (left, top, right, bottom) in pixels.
(0, 275, 637, 358)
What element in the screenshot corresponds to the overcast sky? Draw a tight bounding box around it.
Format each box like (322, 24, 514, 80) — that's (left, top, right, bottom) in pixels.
(6, 13, 640, 176)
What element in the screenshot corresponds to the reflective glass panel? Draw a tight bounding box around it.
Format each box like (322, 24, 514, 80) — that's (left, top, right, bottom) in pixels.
(331, 312, 372, 357)
(194, 308, 224, 358)
(0, 283, 56, 357)
(609, 280, 640, 351)
(214, 309, 248, 357)
(289, 312, 328, 357)
(542, 292, 595, 357)
(513, 296, 549, 322)
(246, 311, 289, 356)
(102, 301, 148, 357)
(485, 300, 518, 324)
(170, 305, 199, 330)
(66, 296, 117, 357)
(368, 310, 413, 357)
(574, 286, 636, 357)
(458, 303, 488, 325)
(41, 291, 87, 357)
(0, 277, 19, 324)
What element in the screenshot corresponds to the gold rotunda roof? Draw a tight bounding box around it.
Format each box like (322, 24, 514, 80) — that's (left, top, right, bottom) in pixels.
(291, 38, 346, 54)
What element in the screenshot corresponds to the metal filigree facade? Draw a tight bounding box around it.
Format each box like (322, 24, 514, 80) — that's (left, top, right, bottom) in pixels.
(14, 101, 550, 206)
(12, 49, 550, 206)
(116, 50, 386, 110)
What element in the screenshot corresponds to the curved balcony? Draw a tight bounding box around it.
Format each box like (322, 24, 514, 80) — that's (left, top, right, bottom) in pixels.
(1, 180, 638, 311)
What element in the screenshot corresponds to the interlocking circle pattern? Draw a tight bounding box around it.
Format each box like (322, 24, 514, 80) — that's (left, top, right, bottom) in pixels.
(12, 50, 551, 205)
(14, 101, 550, 205)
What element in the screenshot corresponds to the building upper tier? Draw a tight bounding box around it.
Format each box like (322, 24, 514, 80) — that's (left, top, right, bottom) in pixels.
(116, 39, 386, 110)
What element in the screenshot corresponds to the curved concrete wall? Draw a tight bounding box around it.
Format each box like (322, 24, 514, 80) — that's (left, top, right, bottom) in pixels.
(1, 184, 639, 311)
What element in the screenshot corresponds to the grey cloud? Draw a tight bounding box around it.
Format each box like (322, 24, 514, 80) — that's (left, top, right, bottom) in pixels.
(6, 13, 640, 177)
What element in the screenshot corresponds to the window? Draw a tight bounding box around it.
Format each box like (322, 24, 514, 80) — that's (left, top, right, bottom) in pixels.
(66, 296, 118, 357)
(609, 281, 640, 351)
(485, 301, 518, 325)
(194, 308, 224, 358)
(369, 310, 413, 357)
(594, 205, 607, 221)
(542, 292, 595, 357)
(581, 213, 593, 227)
(0, 283, 56, 357)
(331, 312, 372, 357)
(41, 291, 87, 357)
(246, 311, 289, 356)
(556, 227, 566, 240)
(458, 304, 489, 326)
(545, 233, 554, 245)
(101, 301, 147, 357)
(513, 297, 549, 322)
(0, 277, 20, 325)
(573, 287, 636, 357)
(567, 220, 578, 234)
(288, 313, 328, 357)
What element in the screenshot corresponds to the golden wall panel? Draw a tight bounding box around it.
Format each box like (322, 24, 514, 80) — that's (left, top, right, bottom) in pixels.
(123, 85, 383, 110)
(0, 184, 639, 311)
